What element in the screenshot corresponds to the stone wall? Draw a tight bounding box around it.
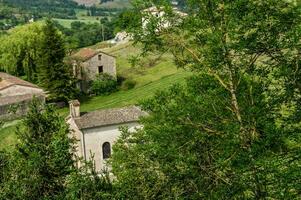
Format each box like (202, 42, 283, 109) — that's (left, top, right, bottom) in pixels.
(82, 52, 116, 81)
(0, 95, 45, 121)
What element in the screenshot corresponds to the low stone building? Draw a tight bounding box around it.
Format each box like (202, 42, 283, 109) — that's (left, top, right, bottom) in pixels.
(0, 72, 45, 120)
(67, 100, 146, 172)
(71, 48, 117, 92)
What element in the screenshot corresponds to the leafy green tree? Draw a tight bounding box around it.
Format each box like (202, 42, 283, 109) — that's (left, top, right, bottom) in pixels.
(0, 22, 44, 81)
(65, 157, 113, 200)
(111, 0, 301, 199)
(38, 19, 78, 101)
(0, 99, 75, 199)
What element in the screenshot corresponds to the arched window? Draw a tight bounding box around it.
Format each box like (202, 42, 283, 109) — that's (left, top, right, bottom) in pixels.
(102, 142, 111, 159)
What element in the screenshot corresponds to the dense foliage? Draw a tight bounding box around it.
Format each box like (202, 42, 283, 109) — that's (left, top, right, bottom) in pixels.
(111, 0, 301, 199)
(0, 22, 44, 80)
(2, 0, 79, 19)
(56, 18, 116, 49)
(90, 73, 118, 95)
(0, 100, 113, 199)
(0, 99, 75, 199)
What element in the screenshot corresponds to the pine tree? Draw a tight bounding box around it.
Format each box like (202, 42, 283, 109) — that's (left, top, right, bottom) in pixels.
(38, 19, 77, 101)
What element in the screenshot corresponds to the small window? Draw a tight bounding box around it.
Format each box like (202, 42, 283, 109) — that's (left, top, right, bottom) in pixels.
(98, 54, 102, 60)
(102, 142, 111, 159)
(98, 66, 103, 74)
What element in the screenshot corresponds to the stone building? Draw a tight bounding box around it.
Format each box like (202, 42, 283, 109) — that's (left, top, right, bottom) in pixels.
(71, 48, 117, 92)
(0, 72, 45, 120)
(67, 100, 146, 172)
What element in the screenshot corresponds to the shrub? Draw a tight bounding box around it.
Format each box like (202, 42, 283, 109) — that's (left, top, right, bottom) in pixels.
(90, 73, 117, 95)
(121, 79, 137, 90)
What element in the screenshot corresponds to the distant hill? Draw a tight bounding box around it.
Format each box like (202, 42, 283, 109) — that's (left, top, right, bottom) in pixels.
(74, 0, 131, 8)
(73, 0, 99, 7)
(1, 0, 79, 19)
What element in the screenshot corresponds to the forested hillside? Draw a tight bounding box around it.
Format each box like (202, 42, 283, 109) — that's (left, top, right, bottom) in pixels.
(1, 0, 79, 18)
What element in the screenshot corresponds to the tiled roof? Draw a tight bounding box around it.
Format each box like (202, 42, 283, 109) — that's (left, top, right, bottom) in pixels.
(75, 106, 147, 129)
(72, 48, 98, 61)
(0, 72, 40, 91)
(0, 94, 44, 106)
(71, 48, 115, 61)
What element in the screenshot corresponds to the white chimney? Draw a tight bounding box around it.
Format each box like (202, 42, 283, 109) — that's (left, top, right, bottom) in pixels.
(69, 100, 80, 118)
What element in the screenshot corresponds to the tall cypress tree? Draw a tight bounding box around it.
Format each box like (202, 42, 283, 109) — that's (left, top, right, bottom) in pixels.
(38, 19, 76, 101)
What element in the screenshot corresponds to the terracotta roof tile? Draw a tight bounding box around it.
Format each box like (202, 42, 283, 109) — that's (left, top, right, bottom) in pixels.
(0, 72, 40, 91)
(72, 48, 98, 61)
(71, 48, 116, 61)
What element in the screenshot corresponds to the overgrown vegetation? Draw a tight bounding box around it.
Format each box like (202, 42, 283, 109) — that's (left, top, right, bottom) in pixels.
(90, 73, 117, 95)
(110, 0, 301, 198)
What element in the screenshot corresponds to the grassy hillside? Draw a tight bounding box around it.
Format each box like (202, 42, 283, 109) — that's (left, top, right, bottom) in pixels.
(0, 41, 191, 150)
(0, 121, 19, 151)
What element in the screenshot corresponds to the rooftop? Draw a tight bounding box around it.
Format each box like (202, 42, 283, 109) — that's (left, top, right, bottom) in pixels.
(74, 106, 147, 129)
(71, 48, 115, 61)
(0, 72, 40, 91)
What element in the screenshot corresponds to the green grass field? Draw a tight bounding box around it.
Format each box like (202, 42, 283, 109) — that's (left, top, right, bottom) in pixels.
(54, 18, 100, 28)
(0, 122, 19, 151)
(0, 42, 191, 150)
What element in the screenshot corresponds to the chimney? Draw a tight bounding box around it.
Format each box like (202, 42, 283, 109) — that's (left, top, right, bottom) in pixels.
(69, 100, 80, 118)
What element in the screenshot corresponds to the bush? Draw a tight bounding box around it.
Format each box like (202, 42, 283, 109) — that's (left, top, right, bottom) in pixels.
(90, 73, 117, 95)
(121, 79, 136, 90)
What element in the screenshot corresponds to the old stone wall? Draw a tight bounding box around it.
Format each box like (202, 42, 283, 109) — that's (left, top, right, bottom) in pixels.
(0, 96, 45, 121)
(0, 85, 44, 97)
(82, 53, 116, 81)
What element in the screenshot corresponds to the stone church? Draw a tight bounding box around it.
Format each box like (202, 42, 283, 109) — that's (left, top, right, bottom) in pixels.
(67, 100, 146, 172)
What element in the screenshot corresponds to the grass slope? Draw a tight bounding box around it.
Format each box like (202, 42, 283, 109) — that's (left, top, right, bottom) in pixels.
(0, 123, 18, 151)
(54, 18, 100, 28)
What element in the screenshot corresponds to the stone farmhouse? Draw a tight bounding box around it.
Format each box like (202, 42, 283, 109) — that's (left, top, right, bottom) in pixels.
(71, 48, 117, 93)
(0, 72, 45, 120)
(67, 100, 146, 172)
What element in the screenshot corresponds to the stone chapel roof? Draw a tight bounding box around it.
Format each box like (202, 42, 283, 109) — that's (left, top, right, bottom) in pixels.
(74, 106, 147, 129)
(71, 48, 115, 61)
(0, 72, 40, 91)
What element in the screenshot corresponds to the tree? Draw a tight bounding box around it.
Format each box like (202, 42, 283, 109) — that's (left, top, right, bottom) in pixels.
(37, 19, 78, 101)
(0, 99, 75, 199)
(0, 22, 44, 81)
(65, 157, 114, 200)
(111, 0, 301, 199)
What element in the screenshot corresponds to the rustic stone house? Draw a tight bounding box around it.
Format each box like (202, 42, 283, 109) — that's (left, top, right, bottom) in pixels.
(71, 48, 117, 93)
(67, 100, 146, 172)
(0, 72, 45, 120)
